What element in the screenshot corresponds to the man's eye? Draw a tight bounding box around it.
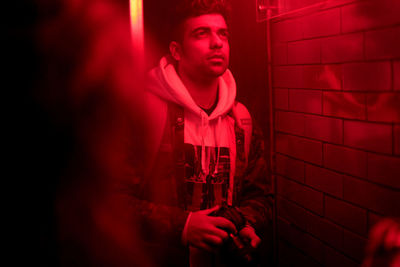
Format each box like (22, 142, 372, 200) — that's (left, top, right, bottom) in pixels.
(196, 31, 207, 38)
(195, 31, 208, 38)
(219, 31, 229, 39)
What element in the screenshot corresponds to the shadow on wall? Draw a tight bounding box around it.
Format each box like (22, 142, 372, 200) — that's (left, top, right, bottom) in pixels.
(271, 0, 400, 266)
(343, 0, 400, 33)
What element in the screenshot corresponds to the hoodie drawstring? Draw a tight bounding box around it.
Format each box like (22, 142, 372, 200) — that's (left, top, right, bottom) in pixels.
(213, 116, 222, 176)
(200, 112, 222, 177)
(200, 111, 208, 176)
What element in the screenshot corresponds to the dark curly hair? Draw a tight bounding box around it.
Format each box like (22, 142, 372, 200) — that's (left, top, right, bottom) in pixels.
(169, 0, 231, 43)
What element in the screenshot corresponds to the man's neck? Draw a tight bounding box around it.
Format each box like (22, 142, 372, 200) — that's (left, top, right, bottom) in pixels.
(178, 70, 219, 110)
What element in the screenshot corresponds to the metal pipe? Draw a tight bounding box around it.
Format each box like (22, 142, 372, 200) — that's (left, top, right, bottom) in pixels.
(265, 6, 278, 265)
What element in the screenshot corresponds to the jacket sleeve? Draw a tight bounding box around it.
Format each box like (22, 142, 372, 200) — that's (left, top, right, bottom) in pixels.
(238, 122, 273, 234)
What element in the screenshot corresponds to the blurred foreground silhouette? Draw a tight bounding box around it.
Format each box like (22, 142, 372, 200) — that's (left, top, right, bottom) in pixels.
(23, 0, 153, 265)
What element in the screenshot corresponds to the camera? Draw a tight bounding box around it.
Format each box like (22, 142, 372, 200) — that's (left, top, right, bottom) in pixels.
(210, 203, 257, 266)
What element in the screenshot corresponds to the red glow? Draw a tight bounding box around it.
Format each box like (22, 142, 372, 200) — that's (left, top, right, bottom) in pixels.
(271, 0, 400, 265)
(30, 0, 400, 265)
(36, 0, 149, 265)
(129, 0, 144, 64)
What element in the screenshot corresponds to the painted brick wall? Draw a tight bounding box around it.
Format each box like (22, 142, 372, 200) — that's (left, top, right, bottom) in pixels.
(270, 0, 400, 266)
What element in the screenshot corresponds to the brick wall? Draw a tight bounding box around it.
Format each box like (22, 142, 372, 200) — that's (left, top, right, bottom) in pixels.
(270, 0, 400, 266)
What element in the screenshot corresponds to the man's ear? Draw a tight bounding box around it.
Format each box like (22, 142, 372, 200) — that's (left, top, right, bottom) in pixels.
(169, 41, 181, 61)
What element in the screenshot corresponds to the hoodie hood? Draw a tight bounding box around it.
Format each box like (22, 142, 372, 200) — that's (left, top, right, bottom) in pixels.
(147, 56, 236, 120)
(147, 57, 236, 183)
(146, 56, 239, 203)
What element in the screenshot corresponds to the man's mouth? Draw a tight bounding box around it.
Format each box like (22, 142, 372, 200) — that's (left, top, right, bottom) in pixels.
(208, 54, 225, 60)
(208, 56, 225, 65)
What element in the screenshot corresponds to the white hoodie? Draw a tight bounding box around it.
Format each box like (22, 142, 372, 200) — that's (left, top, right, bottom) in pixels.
(146, 56, 254, 267)
(147, 56, 239, 186)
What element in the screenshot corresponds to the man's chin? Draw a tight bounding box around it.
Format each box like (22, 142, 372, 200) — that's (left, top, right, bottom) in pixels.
(207, 65, 228, 77)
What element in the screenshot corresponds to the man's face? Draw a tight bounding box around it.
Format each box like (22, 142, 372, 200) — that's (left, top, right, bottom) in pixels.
(173, 13, 230, 80)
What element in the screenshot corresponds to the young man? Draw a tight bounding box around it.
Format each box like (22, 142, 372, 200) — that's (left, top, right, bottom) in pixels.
(140, 0, 273, 266)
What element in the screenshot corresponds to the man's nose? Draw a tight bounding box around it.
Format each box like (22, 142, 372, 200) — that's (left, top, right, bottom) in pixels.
(210, 33, 223, 49)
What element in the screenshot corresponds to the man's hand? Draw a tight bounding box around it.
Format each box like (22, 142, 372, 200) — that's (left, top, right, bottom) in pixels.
(239, 225, 261, 248)
(186, 206, 237, 252)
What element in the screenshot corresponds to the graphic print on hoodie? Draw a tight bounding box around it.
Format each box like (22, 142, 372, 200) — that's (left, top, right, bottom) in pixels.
(184, 144, 230, 210)
(147, 56, 238, 211)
